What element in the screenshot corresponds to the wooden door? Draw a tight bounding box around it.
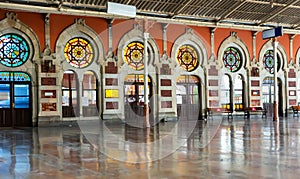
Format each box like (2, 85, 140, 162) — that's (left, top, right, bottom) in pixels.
(0, 82, 32, 127)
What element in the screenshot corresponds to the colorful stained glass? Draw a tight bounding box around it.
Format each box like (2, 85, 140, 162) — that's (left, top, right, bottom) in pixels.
(0, 34, 30, 67)
(223, 47, 241, 72)
(176, 45, 199, 72)
(263, 50, 280, 74)
(64, 37, 94, 68)
(0, 72, 30, 81)
(124, 42, 145, 71)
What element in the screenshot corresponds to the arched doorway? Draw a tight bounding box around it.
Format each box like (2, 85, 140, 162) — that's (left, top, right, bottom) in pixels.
(82, 71, 99, 117)
(234, 74, 245, 111)
(62, 70, 79, 117)
(220, 75, 232, 111)
(176, 75, 201, 120)
(124, 74, 153, 121)
(0, 72, 32, 127)
(262, 77, 283, 117)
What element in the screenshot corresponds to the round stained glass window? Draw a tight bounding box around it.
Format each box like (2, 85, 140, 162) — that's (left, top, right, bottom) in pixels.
(176, 45, 199, 72)
(263, 50, 280, 74)
(0, 33, 30, 67)
(223, 47, 242, 72)
(64, 37, 94, 68)
(124, 42, 144, 71)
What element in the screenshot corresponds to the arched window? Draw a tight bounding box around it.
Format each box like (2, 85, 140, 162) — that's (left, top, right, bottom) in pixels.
(62, 71, 78, 117)
(0, 71, 32, 127)
(262, 77, 274, 104)
(0, 33, 30, 67)
(123, 41, 144, 71)
(263, 50, 280, 74)
(223, 47, 242, 72)
(0, 71, 31, 81)
(82, 71, 98, 117)
(64, 37, 94, 68)
(176, 45, 199, 72)
(298, 78, 300, 105)
(0, 71, 31, 109)
(234, 75, 244, 110)
(220, 75, 231, 109)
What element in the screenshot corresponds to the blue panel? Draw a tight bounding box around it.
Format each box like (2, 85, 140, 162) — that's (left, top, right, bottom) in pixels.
(0, 99, 10, 108)
(14, 97, 29, 108)
(14, 84, 29, 108)
(0, 83, 9, 91)
(14, 84, 29, 96)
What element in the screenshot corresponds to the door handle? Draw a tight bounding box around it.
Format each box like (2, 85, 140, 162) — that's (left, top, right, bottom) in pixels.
(12, 102, 15, 108)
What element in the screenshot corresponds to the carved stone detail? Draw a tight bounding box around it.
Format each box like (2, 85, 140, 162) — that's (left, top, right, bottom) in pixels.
(6, 12, 17, 22)
(76, 18, 86, 26)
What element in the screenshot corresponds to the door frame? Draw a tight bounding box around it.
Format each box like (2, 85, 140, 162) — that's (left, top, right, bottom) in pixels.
(0, 72, 32, 127)
(176, 75, 201, 120)
(124, 74, 153, 123)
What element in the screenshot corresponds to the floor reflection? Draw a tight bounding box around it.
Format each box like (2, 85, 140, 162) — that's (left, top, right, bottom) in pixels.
(1, 117, 300, 178)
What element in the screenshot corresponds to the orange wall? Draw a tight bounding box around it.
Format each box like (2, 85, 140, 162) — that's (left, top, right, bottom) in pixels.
(256, 32, 291, 63)
(18, 12, 45, 51)
(256, 31, 265, 60)
(149, 22, 163, 55)
(166, 24, 186, 57)
(1, 10, 45, 51)
(50, 14, 109, 55)
(277, 34, 290, 63)
(0, 11, 6, 19)
(189, 26, 211, 57)
(294, 35, 300, 61)
(112, 19, 135, 55)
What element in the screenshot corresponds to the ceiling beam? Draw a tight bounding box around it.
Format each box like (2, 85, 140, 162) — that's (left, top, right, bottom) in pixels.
(217, 0, 247, 23)
(170, 0, 193, 18)
(258, 0, 300, 25)
(292, 20, 300, 29)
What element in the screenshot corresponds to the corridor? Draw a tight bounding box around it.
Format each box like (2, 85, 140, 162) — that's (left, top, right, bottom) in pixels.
(1, 116, 300, 178)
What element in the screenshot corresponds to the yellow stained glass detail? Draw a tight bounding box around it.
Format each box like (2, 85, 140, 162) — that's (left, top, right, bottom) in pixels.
(124, 74, 151, 83)
(64, 37, 93, 68)
(176, 45, 199, 72)
(124, 42, 144, 71)
(105, 89, 119, 98)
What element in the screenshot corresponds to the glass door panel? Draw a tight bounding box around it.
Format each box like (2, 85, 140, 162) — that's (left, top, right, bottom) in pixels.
(0, 84, 10, 108)
(14, 84, 30, 108)
(176, 75, 200, 120)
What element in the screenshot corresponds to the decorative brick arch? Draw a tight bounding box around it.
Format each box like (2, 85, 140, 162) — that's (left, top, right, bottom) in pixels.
(117, 24, 160, 71)
(258, 40, 287, 81)
(295, 47, 300, 70)
(0, 12, 40, 80)
(217, 32, 250, 110)
(217, 32, 250, 71)
(56, 18, 104, 81)
(217, 32, 249, 86)
(0, 12, 41, 124)
(171, 28, 208, 75)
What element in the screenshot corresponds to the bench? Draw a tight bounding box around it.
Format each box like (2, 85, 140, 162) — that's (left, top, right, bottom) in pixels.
(207, 107, 233, 119)
(291, 106, 300, 117)
(244, 107, 267, 119)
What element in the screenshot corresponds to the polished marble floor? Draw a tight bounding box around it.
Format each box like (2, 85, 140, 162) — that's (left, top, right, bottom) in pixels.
(1, 116, 300, 178)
